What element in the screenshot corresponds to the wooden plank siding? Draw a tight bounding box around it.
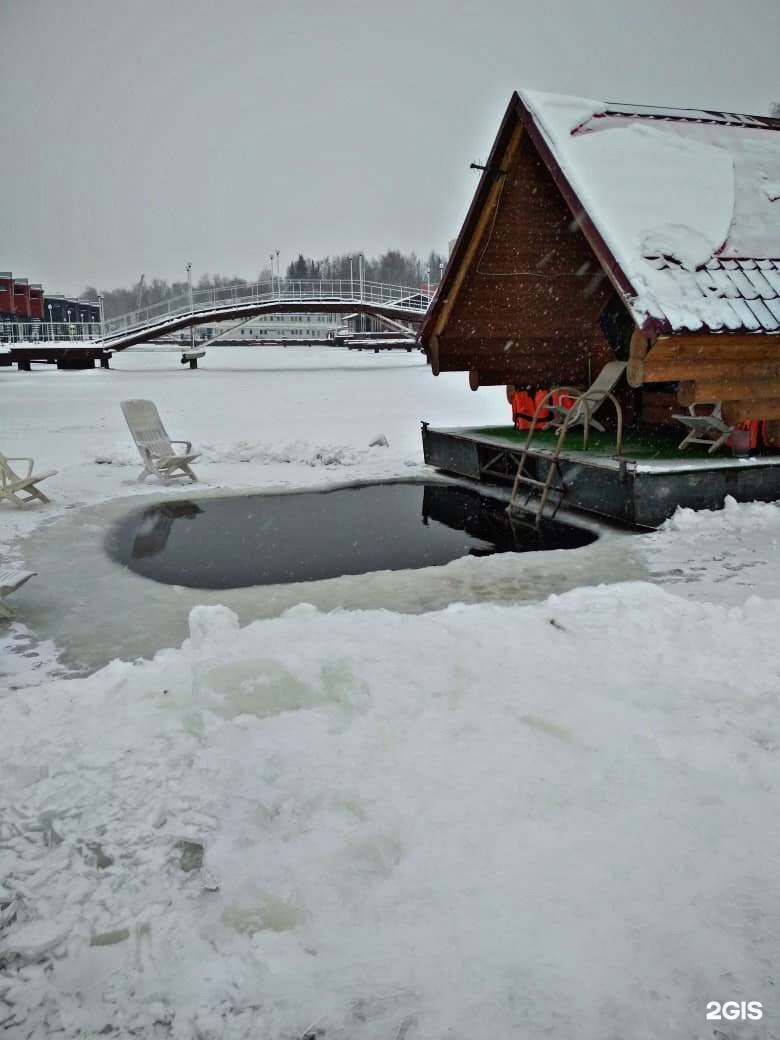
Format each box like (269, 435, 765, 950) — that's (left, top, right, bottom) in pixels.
(428, 122, 524, 359)
(433, 123, 615, 388)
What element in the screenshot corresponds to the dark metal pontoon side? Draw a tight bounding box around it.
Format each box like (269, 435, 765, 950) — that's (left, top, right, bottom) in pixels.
(421, 424, 780, 528)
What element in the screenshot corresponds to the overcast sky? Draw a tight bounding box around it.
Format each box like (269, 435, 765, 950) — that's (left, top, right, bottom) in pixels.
(2, 0, 779, 295)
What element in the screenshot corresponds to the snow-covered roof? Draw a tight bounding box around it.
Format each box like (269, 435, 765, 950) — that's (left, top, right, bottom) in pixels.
(519, 90, 780, 335)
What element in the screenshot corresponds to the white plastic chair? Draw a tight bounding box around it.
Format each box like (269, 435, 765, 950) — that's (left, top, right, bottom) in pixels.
(0, 453, 57, 507)
(673, 403, 734, 454)
(0, 567, 36, 619)
(120, 399, 200, 482)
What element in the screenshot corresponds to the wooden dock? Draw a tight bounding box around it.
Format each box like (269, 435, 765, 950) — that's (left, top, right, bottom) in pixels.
(341, 335, 418, 352)
(0, 344, 113, 371)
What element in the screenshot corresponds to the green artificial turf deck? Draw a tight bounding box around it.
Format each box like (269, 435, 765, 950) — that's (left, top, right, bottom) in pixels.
(467, 425, 732, 461)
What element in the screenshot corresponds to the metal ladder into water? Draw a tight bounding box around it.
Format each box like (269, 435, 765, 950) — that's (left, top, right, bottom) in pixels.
(507, 386, 624, 526)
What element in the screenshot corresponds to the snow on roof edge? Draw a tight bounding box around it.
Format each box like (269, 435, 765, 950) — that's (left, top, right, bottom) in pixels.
(515, 89, 780, 336)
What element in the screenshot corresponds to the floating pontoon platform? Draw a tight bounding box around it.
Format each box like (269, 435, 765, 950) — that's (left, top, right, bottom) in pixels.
(0, 344, 113, 371)
(421, 423, 780, 528)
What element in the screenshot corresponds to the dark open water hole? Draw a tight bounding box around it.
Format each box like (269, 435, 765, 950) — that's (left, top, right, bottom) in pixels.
(105, 482, 597, 590)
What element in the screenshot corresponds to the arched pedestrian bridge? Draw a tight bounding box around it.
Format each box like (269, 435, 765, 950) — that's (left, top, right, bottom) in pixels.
(100, 278, 433, 351)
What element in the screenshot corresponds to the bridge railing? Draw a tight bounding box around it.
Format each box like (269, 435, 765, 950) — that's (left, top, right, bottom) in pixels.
(1, 321, 103, 344)
(102, 278, 431, 340)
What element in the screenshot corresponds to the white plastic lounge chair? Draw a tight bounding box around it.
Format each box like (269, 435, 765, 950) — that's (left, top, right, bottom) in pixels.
(0, 567, 35, 619)
(673, 403, 734, 454)
(0, 453, 57, 507)
(121, 399, 200, 482)
(547, 360, 627, 432)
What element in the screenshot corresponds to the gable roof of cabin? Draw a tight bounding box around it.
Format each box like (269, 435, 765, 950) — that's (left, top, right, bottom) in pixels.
(427, 91, 780, 341)
(520, 91, 780, 336)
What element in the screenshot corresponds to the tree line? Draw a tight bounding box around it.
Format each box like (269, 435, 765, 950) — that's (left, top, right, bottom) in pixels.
(82, 250, 447, 318)
(284, 250, 447, 287)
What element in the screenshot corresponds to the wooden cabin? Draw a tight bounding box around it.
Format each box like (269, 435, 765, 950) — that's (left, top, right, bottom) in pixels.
(421, 91, 780, 434)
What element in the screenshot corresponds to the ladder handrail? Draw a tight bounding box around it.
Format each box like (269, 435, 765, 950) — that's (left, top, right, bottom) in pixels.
(508, 384, 624, 526)
(509, 386, 582, 503)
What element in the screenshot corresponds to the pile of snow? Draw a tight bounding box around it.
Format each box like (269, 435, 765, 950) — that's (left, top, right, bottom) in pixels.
(2, 586, 780, 1038)
(639, 494, 780, 602)
(89, 439, 380, 470)
(198, 438, 381, 468)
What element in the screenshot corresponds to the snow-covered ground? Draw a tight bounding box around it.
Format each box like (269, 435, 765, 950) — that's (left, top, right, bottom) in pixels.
(1, 346, 779, 1039)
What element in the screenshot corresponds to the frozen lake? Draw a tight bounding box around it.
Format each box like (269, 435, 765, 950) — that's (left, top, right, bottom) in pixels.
(3, 345, 780, 1039)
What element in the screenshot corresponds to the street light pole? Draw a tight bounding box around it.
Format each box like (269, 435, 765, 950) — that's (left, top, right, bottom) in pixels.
(276, 250, 280, 298)
(358, 252, 365, 332)
(186, 262, 194, 351)
(48, 303, 53, 341)
(349, 255, 353, 298)
(426, 265, 431, 301)
(98, 294, 105, 342)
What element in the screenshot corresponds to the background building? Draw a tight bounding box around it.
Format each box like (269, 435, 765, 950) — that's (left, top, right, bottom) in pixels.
(0, 271, 99, 340)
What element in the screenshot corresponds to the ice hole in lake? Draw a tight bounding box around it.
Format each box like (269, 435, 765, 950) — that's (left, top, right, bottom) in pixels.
(105, 481, 597, 590)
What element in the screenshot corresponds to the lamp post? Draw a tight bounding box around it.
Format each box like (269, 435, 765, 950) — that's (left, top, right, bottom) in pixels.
(426, 265, 431, 301)
(186, 262, 194, 350)
(349, 255, 354, 298)
(358, 252, 365, 332)
(98, 294, 105, 342)
(276, 250, 280, 298)
(47, 303, 53, 341)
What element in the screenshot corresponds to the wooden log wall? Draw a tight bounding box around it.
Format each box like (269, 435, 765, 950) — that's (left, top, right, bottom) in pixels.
(629, 333, 780, 421)
(638, 390, 680, 427)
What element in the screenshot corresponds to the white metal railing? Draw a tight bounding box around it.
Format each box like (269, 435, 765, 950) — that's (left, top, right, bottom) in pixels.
(100, 278, 432, 342)
(1, 322, 102, 344)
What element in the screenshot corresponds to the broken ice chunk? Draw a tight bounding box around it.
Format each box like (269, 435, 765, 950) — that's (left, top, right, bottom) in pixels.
(5, 918, 72, 959)
(177, 840, 204, 872)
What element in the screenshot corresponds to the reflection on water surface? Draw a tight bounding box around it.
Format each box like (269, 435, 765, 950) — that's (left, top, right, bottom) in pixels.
(105, 482, 597, 590)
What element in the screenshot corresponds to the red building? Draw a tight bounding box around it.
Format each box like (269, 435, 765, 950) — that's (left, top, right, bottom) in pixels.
(0, 273, 13, 317)
(12, 278, 30, 320)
